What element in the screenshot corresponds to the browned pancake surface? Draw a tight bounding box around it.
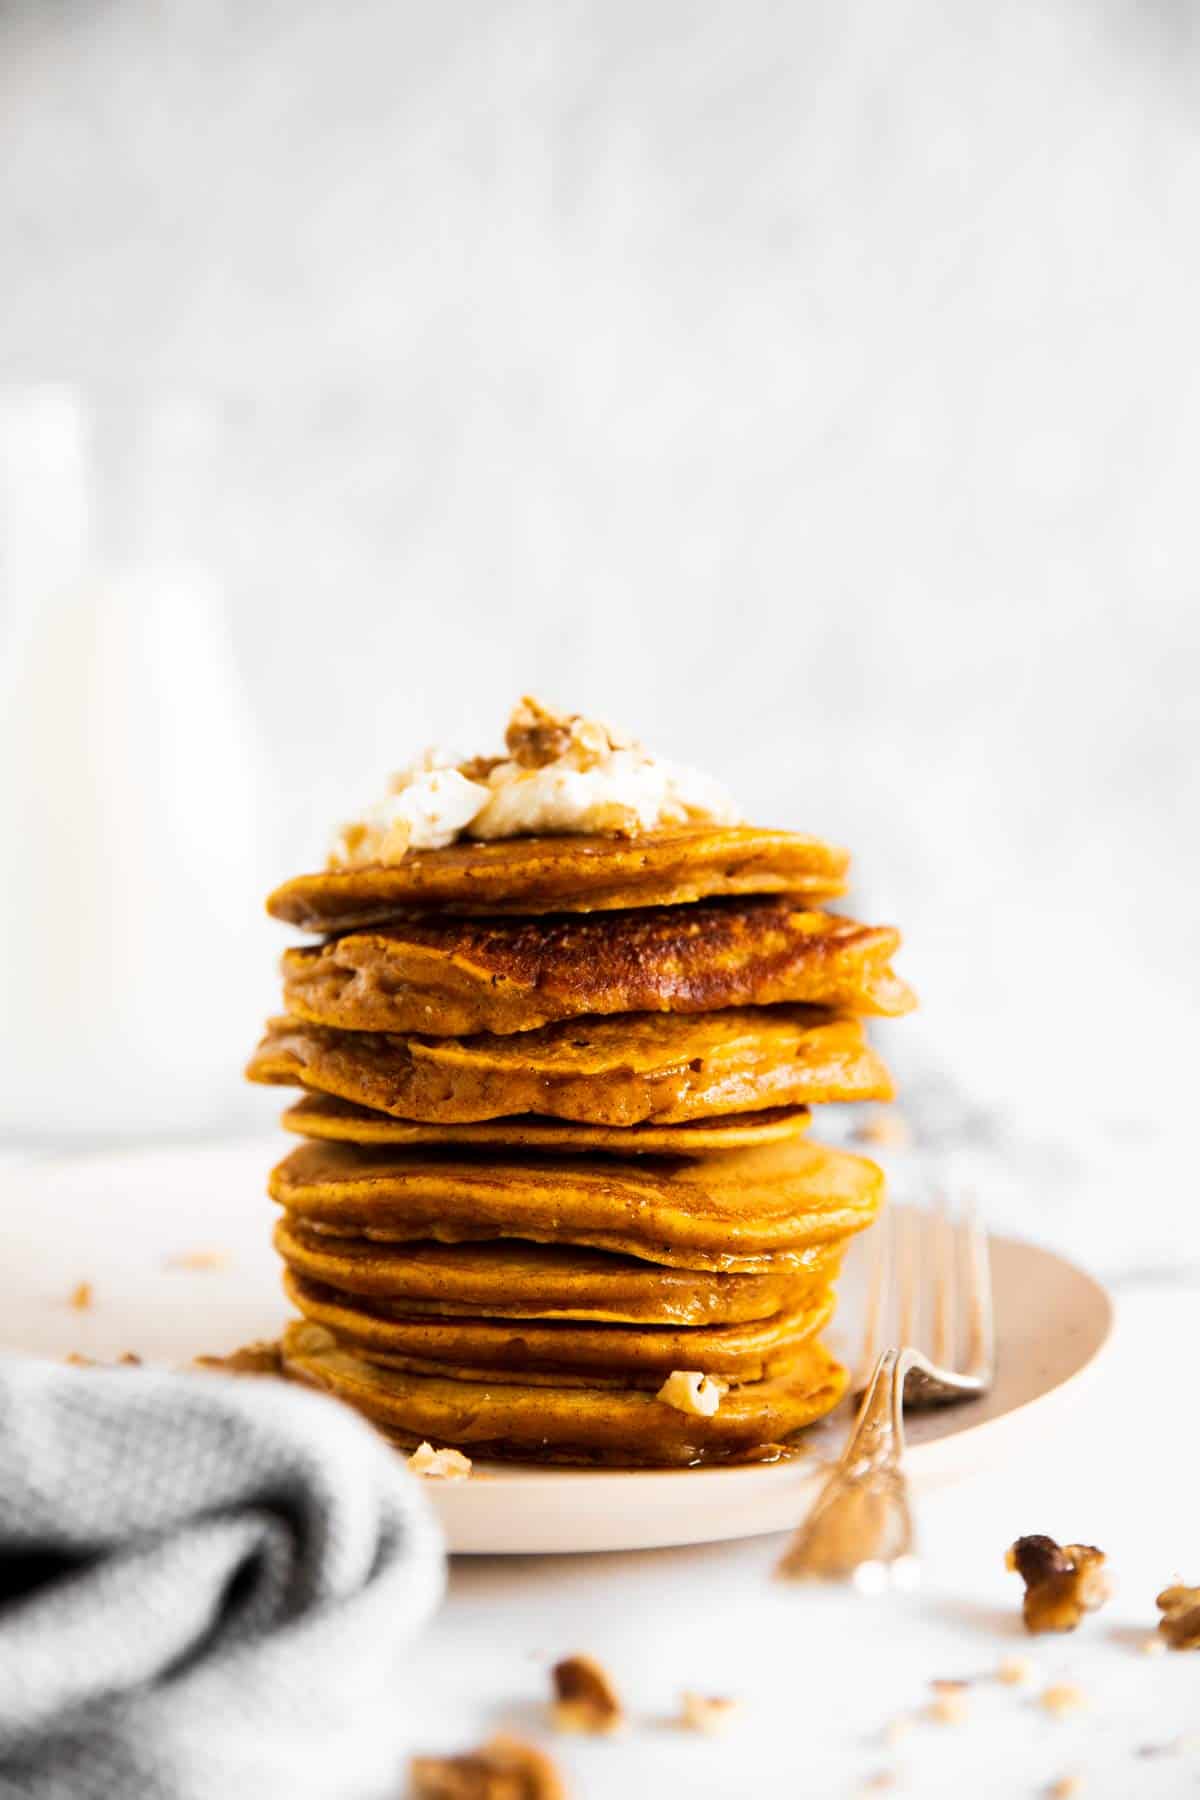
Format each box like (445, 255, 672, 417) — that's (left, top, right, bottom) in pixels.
(281, 1093, 811, 1155)
(247, 1005, 893, 1126)
(274, 1217, 841, 1323)
(282, 1322, 848, 1466)
(284, 1268, 835, 1384)
(281, 898, 913, 1035)
(269, 1137, 884, 1272)
(266, 825, 849, 928)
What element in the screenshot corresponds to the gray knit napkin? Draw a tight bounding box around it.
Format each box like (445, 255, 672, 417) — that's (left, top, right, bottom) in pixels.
(0, 1355, 445, 1800)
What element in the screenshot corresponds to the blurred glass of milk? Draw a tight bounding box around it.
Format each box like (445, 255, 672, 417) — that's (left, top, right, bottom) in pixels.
(0, 387, 277, 1140)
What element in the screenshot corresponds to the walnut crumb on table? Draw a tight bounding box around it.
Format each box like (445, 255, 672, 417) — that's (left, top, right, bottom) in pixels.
(1039, 1683, 1088, 1718)
(928, 1688, 969, 1726)
(409, 1733, 565, 1800)
(678, 1692, 741, 1735)
(1156, 1582, 1200, 1649)
(68, 1281, 93, 1311)
(164, 1249, 231, 1271)
(550, 1655, 625, 1735)
(996, 1655, 1037, 1686)
(1006, 1536, 1111, 1633)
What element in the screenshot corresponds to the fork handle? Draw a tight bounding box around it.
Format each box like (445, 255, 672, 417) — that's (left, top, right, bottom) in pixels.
(776, 1349, 915, 1580)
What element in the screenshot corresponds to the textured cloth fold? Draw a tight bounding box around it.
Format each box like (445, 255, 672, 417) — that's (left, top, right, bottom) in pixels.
(0, 1355, 445, 1800)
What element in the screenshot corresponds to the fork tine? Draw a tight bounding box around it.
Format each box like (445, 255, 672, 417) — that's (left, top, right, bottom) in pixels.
(853, 1201, 891, 1391)
(959, 1189, 995, 1380)
(930, 1192, 956, 1369)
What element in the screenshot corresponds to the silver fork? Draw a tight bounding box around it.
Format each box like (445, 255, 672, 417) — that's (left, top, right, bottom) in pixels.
(777, 1196, 994, 1585)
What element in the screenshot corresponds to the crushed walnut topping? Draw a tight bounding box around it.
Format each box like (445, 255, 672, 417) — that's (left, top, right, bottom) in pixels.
(328, 697, 741, 866)
(410, 1733, 566, 1800)
(551, 1654, 625, 1735)
(1006, 1536, 1111, 1633)
(655, 1370, 728, 1418)
(68, 1280, 94, 1311)
(678, 1692, 741, 1735)
(408, 1442, 473, 1481)
(193, 1339, 285, 1377)
(1156, 1582, 1200, 1650)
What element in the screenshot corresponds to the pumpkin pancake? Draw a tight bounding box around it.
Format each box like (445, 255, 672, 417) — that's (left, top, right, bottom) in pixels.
(281, 1093, 812, 1155)
(282, 1267, 834, 1385)
(269, 1138, 884, 1273)
(280, 897, 913, 1036)
(273, 1218, 841, 1323)
(266, 824, 849, 928)
(281, 1321, 849, 1466)
(247, 1006, 892, 1127)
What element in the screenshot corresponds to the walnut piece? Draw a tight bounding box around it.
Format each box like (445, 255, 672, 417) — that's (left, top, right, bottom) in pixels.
(193, 1339, 285, 1377)
(551, 1654, 625, 1735)
(1005, 1535, 1111, 1633)
(679, 1692, 741, 1735)
(504, 696, 631, 772)
(1156, 1583, 1200, 1650)
(410, 1733, 565, 1799)
(68, 1281, 94, 1311)
(408, 1441, 473, 1481)
(655, 1370, 729, 1418)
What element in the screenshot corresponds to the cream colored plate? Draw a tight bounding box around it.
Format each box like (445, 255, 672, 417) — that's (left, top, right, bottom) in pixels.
(0, 1140, 1112, 1554)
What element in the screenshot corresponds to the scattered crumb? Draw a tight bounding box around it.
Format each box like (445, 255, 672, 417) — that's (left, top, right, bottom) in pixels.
(65, 1351, 142, 1370)
(860, 1775, 898, 1794)
(928, 1689, 969, 1726)
(193, 1339, 284, 1377)
(1006, 1536, 1111, 1633)
(117, 1352, 142, 1365)
(68, 1281, 93, 1311)
(997, 1655, 1037, 1686)
(930, 1678, 970, 1694)
(1140, 1635, 1167, 1657)
(65, 1352, 96, 1366)
(655, 1370, 728, 1418)
(678, 1692, 741, 1735)
(853, 1108, 911, 1148)
(409, 1442, 473, 1481)
(551, 1654, 625, 1735)
(165, 1248, 231, 1272)
(410, 1733, 565, 1799)
(1156, 1582, 1200, 1650)
(1039, 1683, 1088, 1719)
(882, 1716, 914, 1748)
(1047, 1777, 1083, 1798)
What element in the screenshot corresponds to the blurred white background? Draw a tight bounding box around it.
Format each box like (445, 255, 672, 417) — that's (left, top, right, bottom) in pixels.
(1, 2, 1197, 1261)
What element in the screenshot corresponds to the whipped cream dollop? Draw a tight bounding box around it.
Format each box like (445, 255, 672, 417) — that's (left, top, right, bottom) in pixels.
(329, 697, 742, 866)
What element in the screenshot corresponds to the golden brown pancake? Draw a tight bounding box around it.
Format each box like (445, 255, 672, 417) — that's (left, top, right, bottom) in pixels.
(283, 1268, 835, 1385)
(281, 1321, 848, 1466)
(247, 1006, 892, 1126)
(269, 1138, 884, 1273)
(273, 1217, 841, 1323)
(281, 1092, 812, 1155)
(266, 824, 849, 928)
(280, 898, 913, 1035)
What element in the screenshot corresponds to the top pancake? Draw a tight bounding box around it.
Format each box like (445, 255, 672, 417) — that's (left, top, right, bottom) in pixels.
(281, 897, 913, 1036)
(266, 825, 849, 928)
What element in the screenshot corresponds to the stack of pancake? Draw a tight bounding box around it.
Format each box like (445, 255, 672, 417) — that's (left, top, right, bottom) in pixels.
(247, 823, 913, 1466)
